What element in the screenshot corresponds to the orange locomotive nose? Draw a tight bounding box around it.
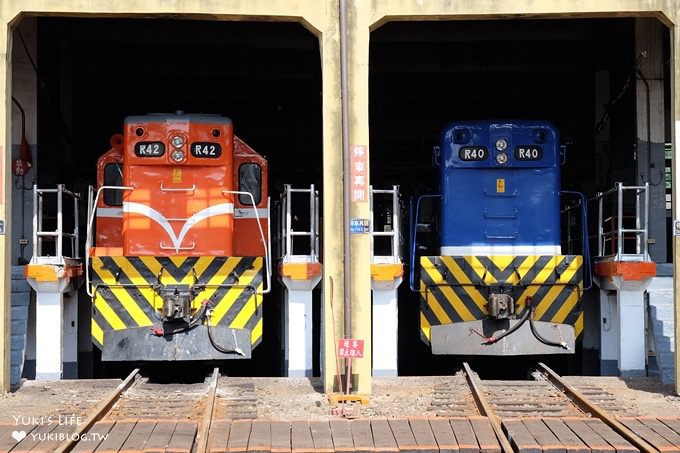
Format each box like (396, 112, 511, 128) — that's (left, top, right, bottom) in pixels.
(89, 112, 269, 361)
(122, 115, 235, 257)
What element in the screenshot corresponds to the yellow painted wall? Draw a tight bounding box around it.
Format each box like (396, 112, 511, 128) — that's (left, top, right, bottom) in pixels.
(672, 3, 680, 396)
(0, 0, 677, 394)
(0, 16, 7, 392)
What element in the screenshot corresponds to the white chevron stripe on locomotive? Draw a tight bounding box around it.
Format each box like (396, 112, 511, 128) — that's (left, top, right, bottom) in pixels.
(123, 201, 234, 253)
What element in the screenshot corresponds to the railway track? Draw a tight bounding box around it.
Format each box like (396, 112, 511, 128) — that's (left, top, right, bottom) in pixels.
(7, 364, 672, 452)
(430, 362, 661, 452)
(429, 365, 633, 418)
(49, 367, 258, 453)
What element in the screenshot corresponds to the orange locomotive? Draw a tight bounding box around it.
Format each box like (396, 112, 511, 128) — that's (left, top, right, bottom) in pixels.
(86, 113, 270, 361)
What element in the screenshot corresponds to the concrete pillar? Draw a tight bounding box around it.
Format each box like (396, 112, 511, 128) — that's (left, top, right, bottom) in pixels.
(317, 1, 345, 394)
(0, 18, 9, 393)
(345, 0, 373, 395)
(280, 262, 322, 377)
(370, 263, 402, 376)
(673, 18, 680, 397)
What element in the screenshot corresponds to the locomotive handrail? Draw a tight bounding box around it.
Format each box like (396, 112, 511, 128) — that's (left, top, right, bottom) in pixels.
(483, 209, 518, 219)
(160, 182, 196, 192)
(560, 190, 592, 290)
(484, 231, 518, 240)
(483, 188, 518, 197)
(166, 217, 192, 222)
(409, 193, 441, 292)
(160, 241, 196, 250)
(221, 189, 272, 294)
(85, 184, 134, 297)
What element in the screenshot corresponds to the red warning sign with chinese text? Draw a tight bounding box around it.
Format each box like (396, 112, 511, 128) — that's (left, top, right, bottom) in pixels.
(337, 339, 364, 358)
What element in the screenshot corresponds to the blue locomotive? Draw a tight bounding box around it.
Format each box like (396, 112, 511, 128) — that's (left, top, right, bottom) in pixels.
(410, 120, 586, 356)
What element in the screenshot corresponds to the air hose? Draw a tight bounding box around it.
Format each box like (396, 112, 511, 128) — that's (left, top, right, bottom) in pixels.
(149, 299, 245, 356)
(149, 301, 209, 336)
(529, 313, 570, 350)
(479, 296, 569, 350)
(480, 305, 531, 345)
(204, 300, 245, 356)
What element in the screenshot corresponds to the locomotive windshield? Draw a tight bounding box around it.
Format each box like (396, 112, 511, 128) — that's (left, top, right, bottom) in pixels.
(239, 163, 262, 205)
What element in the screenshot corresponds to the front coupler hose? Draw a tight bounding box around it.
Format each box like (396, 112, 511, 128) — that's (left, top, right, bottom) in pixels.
(204, 300, 245, 356)
(529, 314, 570, 350)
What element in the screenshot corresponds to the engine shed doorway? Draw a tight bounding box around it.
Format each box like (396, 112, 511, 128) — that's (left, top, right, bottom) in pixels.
(368, 18, 672, 377)
(15, 16, 323, 379)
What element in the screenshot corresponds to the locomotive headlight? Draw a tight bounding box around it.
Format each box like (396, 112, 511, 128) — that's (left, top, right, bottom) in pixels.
(171, 149, 186, 162)
(495, 138, 508, 151)
(496, 152, 509, 165)
(171, 135, 185, 148)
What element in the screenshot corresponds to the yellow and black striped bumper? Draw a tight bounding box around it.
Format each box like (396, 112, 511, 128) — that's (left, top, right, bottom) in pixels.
(419, 255, 583, 350)
(90, 256, 263, 360)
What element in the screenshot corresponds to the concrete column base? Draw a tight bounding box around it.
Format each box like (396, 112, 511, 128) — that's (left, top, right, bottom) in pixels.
(280, 268, 322, 377)
(26, 265, 81, 380)
(371, 263, 403, 377)
(595, 269, 653, 377)
(371, 285, 400, 376)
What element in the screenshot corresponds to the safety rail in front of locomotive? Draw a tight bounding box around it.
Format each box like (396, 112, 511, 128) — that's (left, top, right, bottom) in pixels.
(276, 184, 322, 377)
(27, 184, 82, 267)
(590, 182, 656, 376)
(24, 184, 83, 379)
(591, 182, 652, 262)
(276, 184, 320, 265)
(370, 185, 404, 376)
(25, 183, 84, 294)
(84, 181, 272, 361)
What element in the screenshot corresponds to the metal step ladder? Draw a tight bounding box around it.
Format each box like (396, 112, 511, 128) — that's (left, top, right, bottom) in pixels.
(25, 184, 83, 379)
(277, 184, 322, 377)
(592, 182, 656, 377)
(370, 185, 403, 377)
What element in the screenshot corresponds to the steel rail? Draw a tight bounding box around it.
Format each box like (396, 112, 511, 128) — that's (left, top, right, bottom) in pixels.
(537, 362, 660, 453)
(462, 362, 515, 453)
(54, 368, 140, 453)
(195, 367, 221, 453)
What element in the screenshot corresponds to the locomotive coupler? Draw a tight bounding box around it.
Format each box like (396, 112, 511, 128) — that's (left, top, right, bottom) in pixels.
(157, 284, 201, 323)
(487, 293, 515, 319)
(154, 266, 206, 323)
